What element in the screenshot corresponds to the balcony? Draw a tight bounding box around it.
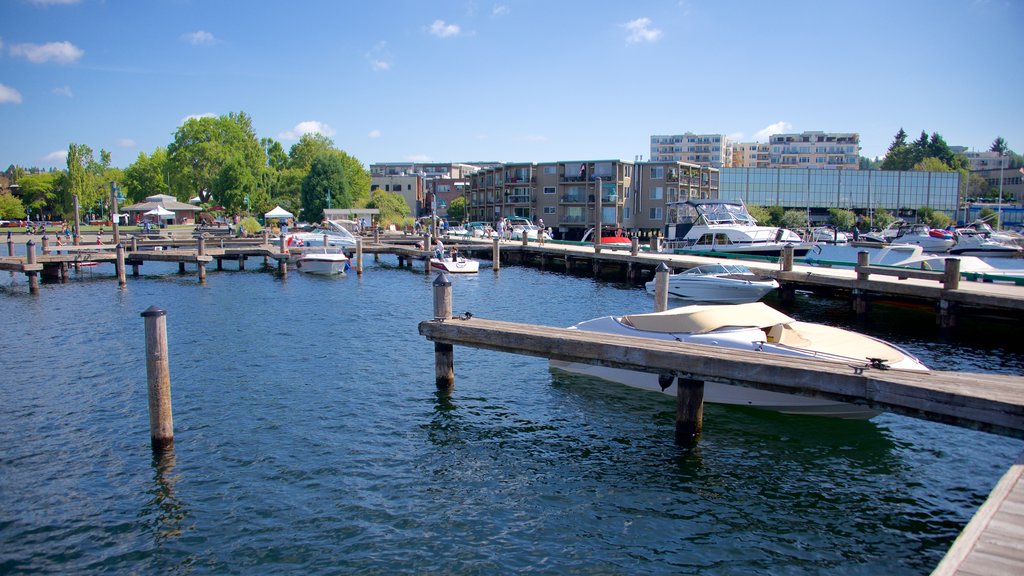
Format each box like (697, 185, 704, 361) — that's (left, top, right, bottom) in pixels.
(560, 194, 585, 203)
(504, 194, 532, 204)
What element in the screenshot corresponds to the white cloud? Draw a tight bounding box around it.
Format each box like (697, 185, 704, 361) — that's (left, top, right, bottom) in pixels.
(182, 31, 217, 46)
(31, 0, 81, 5)
(116, 138, 136, 148)
(404, 154, 431, 162)
(366, 42, 392, 71)
(0, 83, 23, 104)
(429, 20, 461, 38)
(492, 4, 510, 17)
(623, 18, 662, 44)
(727, 131, 745, 142)
(278, 120, 336, 141)
(753, 121, 792, 141)
(9, 41, 84, 64)
(368, 129, 381, 138)
(51, 85, 73, 97)
(181, 112, 216, 124)
(41, 150, 67, 164)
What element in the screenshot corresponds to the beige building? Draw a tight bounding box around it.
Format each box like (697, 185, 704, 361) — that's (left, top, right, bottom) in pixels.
(650, 133, 733, 168)
(465, 159, 718, 240)
(732, 142, 771, 168)
(768, 131, 860, 169)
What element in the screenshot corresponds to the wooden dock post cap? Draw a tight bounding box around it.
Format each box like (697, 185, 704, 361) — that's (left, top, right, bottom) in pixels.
(656, 262, 670, 272)
(141, 305, 167, 318)
(26, 239, 35, 246)
(433, 272, 452, 287)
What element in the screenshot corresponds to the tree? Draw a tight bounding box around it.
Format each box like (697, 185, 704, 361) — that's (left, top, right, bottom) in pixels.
(880, 128, 912, 171)
(19, 172, 61, 219)
(0, 192, 25, 220)
(913, 157, 952, 173)
(288, 133, 335, 170)
(977, 207, 1000, 228)
(334, 150, 371, 206)
(122, 148, 170, 203)
(445, 196, 467, 222)
(301, 153, 349, 223)
(917, 206, 953, 229)
(779, 209, 807, 230)
(991, 137, 1008, 154)
(167, 111, 263, 204)
(365, 190, 410, 227)
(212, 155, 257, 214)
(827, 208, 856, 230)
(871, 207, 896, 230)
(65, 143, 96, 216)
(746, 205, 771, 225)
(261, 137, 288, 170)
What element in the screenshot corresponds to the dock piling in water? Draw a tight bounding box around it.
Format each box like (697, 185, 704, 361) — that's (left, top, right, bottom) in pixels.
(675, 377, 705, 448)
(141, 305, 174, 453)
(432, 273, 454, 392)
(492, 238, 500, 272)
(654, 263, 670, 312)
(25, 240, 38, 294)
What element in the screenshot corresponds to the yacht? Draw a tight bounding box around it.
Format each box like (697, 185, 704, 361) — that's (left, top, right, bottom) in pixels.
(644, 263, 778, 304)
(285, 219, 359, 249)
(660, 200, 813, 257)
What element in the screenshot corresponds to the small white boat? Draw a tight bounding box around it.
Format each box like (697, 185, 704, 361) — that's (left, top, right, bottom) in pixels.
(890, 223, 955, 252)
(949, 226, 1023, 258)
(645, 263, 778, 304)
(296, 250, 349, 275)
(285, 219, 359, 249)
(430, 252, 480, 273)
(550, 302, 928, 419)
(810, 227, 849, 244)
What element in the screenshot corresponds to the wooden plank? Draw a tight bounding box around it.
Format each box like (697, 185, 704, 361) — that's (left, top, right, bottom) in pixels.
(856, 264, 946, 281)
(418, 317, 1024, 437)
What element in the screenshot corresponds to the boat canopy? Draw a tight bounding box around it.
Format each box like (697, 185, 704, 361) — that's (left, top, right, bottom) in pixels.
(620, 302, 794, 334)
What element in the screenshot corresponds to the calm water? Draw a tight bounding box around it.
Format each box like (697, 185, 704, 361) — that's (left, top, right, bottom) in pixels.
(1, 253, 1022, 575)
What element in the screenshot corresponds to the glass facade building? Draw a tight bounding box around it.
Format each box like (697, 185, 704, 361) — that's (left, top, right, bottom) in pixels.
(719, 168, 960, 220)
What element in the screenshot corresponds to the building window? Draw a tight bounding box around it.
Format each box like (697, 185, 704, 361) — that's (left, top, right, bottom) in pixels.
(649, 187, 663, 200)
(650, 167, 664, 179)
(543, 186, 555, 195)
(544, 166, 556, 175)
(543, 206, 555, 214)
(649, 207, 663, 220)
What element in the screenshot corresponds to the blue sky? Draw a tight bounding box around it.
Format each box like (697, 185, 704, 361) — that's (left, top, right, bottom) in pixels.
(1, 0, 1022, 170)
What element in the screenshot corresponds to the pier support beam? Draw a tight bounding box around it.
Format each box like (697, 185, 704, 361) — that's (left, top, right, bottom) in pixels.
(778, 283, 796, 305)
(131, 237, 140, 276)
(781, 244, 794, 272)
(141, 305, 174, 453)
(432, 273, 454, 392)
(654, 262, 670, 312)
(938, 299, 958, 329)
(355, 238, 363, 276)
(856, 251, 870, 281)
(116, 243, 127, 287)
(492, 238, 500, 272)
(675, 377, 704, 448)
(196, 237, 206, 283)
(852, 288, 869, 315)
(25, 240, 38, 294)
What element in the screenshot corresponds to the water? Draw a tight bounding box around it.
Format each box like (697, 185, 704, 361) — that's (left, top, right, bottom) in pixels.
(1, 255, 1022, 574)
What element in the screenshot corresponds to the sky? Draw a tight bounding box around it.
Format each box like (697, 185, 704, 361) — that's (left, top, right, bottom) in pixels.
(1, 0, 1022, 171)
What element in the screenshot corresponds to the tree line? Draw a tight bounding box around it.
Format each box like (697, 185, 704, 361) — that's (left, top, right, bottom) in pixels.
(0, 110, 412, 226)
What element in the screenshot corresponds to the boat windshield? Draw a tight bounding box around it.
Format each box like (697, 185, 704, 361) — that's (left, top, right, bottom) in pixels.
(696, 202, 758, 226)
(682, 264, 752, 276)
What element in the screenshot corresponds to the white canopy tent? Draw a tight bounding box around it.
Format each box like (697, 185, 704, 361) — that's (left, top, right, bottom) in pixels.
(144, 206, 175, 219)
(265, 206, 294, 220)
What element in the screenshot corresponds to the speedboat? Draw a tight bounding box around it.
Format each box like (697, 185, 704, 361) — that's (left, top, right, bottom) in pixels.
(890, 223, 955, 252)
(296, 250, 349, 275)
(810, 227, 849, 244)
(549, 302, 928, 419)
(802, 243, 925, 268)
(660, 199, 813, 257)
(430, 251, 480, 273)
(949, 226, 1023, 258)
(285, 219, 359, 249)
(645, 263, 778, 304)
(891, 254, 1024, 283)
(581, 227, 633, 249)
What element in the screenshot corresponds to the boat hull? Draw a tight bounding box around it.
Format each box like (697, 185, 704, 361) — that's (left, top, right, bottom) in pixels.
(646, 277, 778, 304)
(430, 257, 480, 273)
(296, 255, 348, 275)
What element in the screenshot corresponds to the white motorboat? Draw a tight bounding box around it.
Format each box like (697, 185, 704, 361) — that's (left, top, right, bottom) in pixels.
(949, 225, 1023, 258)
(891, 254, 1024, 283)
(802, 243, 925, 268)
(810, 226, 849, 244)
(661, 200, 813, 257)
(645, 263, 778, 304)
(550, 302, 928, 419)
(430, 251, 480, 273)
(285, 219, 359, 249)
(889, 223, 955, 252)
(296, 250, 349, 275)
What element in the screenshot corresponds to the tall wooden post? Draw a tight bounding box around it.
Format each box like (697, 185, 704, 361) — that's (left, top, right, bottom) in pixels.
(943, 257, 961, 290)
(521, 231, 528, 247)
(41, 235, 49, 254)
(109, 182, 121, 244)
(630, 236, 639, 256)
(25, 240, 38, 294)
(651, 236, 661, 253)
(654, 262, 670, 312)
(781, 244, 794, 272)
(594, 175, 603, 254)
(856, 250, 870, 281)
(432, 273, 454, 392)
(116, 243, 127, 287)
(373, 223, 380, 245)
(492, 237, 501, 272)
(131, 237, 140, 276)
(6, 231, 13, 256)
(196, 236, 206, 283)
(675, 377, 705, 448)
(355, 237, 363, 276)
(141, 305, 174, 453)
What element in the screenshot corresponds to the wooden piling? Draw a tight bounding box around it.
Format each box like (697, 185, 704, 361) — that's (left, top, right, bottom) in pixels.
(856, 251, 870, 281)
(944, 257, 961, 290)
(178, 262, 186, 273)
(7, 233, 13, 257)
(131, 236, 140, 276)
(141, 305, 174, 453)
(25, 240, 38, 294)
(651, 236, 661, 253)
(41, 235, 49, 254)
(630, 236, 639, 257)
(196, 236, 206, 283)
(492, 237, 500, 272)
(521, 233, 528, 248)
(675, 377, 704, 448)
(781, 244, 794, 272)
(116, 243, 127, 287)
(432, 273, 454, 392)
(355, 237, 363, 276)
(852, 288, 869, 315)
(654, 262, 670, 312)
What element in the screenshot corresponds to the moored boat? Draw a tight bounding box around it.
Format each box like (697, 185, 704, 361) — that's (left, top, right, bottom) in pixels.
(581, 226, 632, 249)
(296, 250, 349, 275)
(644, 263, 778, 304)
(550, 302, 928, 419)
(660, 199, 813, 257)
(430, 251, 480, 273)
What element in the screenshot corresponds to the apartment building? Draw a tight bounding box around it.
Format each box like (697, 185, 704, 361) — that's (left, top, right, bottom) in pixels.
(768, 131, 860, 169)
(732, 142, 771, 168)
(465, 159, 718, 240)
(959, 150, 1010, 171)
(650, 133, 733, 168)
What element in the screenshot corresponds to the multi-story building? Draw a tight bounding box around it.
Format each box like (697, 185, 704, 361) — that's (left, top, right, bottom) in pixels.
(369, 162, 489, 179)
(768, 131, 860, 169)
(465, 160, 718, 240)
(369, 174, 422, 216)
(369, 161, 494, 217)
(960, 150, 1011, 171)
(732, 142, 771, 168)
(650, 133, 732, 168)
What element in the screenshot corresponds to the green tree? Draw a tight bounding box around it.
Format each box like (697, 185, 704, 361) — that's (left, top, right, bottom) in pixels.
(213, 155, 257, 214)
(335, 150, 371, 206)
(779, 209, 807, 230)
(0, 192, 26, 220)
(880, 128, 911, 171)
(870, 207, 896, 230)
(65, 142, 97, 216)
(167, 111, 263, 204)
(917, 206, 953, 229)
(270, 167, 305, 215)
(991, 137, 1008, 154)
(746, 205, 770, 225)
(976, 207, 1000, 228)
(261, 137, 288, 170)
(365, 190, 410, 227)
(301, 154, 349, 223)
(18, 172, 61, 218)
(122, 148, 170, 202)
(288, 132, 335, 170)
(913, 157, 952, 173)
(445, 196, 467, 222)
(827, 208, 856, 230)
